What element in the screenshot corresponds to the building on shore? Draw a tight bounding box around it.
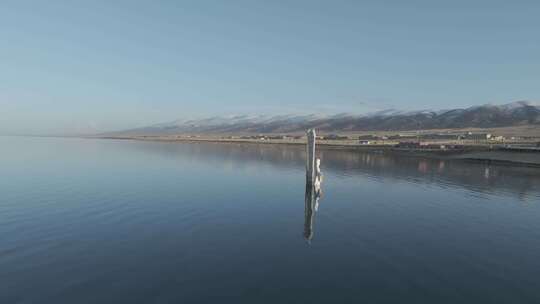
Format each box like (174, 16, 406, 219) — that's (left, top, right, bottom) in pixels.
(490, 135, 505, 142)
(465, 132, 492, 141)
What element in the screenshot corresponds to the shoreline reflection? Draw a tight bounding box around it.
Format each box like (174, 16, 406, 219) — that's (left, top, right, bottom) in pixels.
(120, 141, 540, 200)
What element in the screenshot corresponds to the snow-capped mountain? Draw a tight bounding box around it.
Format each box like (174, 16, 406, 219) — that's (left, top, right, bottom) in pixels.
(107, 101, 540, 135)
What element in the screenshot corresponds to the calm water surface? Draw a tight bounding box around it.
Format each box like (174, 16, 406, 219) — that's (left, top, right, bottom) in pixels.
(1, 137, 540, 303)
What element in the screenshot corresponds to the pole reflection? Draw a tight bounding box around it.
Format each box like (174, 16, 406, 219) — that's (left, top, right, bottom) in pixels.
(304, 183, 322, 242)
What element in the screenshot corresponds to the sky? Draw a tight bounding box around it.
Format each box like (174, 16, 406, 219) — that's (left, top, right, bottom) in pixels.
(1, 0, 539, 135)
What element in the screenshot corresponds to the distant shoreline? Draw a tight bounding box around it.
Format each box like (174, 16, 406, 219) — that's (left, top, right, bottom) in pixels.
(92, 135, 540, 168)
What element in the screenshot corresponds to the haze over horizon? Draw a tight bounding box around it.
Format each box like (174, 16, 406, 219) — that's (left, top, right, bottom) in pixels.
(2, 1, 539, 135)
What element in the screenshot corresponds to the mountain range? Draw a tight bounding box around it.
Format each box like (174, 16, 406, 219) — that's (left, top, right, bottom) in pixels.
(109, 101, 540, 135)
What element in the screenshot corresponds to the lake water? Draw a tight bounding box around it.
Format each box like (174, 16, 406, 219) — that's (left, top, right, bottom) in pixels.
(2, 136, 540, 303)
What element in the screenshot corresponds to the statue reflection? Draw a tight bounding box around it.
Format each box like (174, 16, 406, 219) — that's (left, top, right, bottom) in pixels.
(304, 182, 322, 242)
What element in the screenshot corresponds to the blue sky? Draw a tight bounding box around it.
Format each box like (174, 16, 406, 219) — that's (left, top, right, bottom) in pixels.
(1, 0, 539, 134)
